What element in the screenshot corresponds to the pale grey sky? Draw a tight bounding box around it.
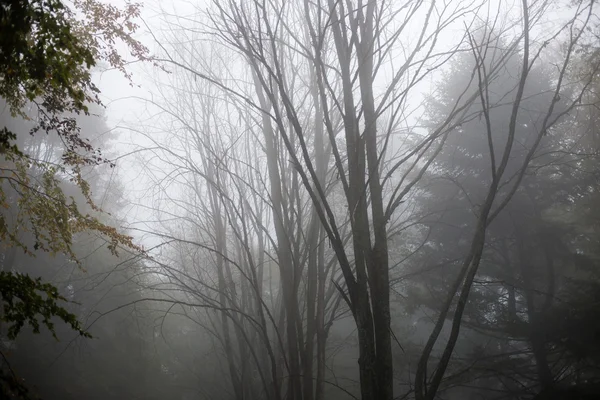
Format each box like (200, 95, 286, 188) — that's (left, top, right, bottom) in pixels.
(91, 0, 572, 250)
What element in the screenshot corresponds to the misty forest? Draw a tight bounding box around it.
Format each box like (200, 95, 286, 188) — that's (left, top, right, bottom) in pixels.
(1, 0, 600, 399)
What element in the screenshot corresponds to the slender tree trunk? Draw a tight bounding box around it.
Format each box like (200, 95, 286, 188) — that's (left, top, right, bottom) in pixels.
(210, 184, 243, 400)
(250, 69, 303, 400)
(518, 239, 553, 389)
(357, 2, 393, 397)
(315, 229, 327, 400)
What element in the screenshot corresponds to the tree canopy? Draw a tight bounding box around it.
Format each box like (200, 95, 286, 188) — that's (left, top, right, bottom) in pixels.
(0, 0, 148, 396)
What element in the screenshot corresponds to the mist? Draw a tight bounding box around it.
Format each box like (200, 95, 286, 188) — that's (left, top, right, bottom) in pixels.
(1, 0, 599, 399)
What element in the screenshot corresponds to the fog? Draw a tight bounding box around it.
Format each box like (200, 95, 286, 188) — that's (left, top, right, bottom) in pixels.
(1, 0, 599, 399)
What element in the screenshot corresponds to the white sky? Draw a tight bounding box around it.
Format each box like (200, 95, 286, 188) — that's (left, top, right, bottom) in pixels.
(90, 0, 576, 248)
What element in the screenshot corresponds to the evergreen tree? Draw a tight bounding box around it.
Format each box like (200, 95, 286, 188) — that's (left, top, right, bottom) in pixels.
(403, 30, 600, 399)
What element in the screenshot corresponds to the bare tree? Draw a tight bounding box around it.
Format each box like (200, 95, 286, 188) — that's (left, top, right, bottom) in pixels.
(126, 34, 354, 399)
(192, 1, 483, 398)
(129, 1, 600, 399)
